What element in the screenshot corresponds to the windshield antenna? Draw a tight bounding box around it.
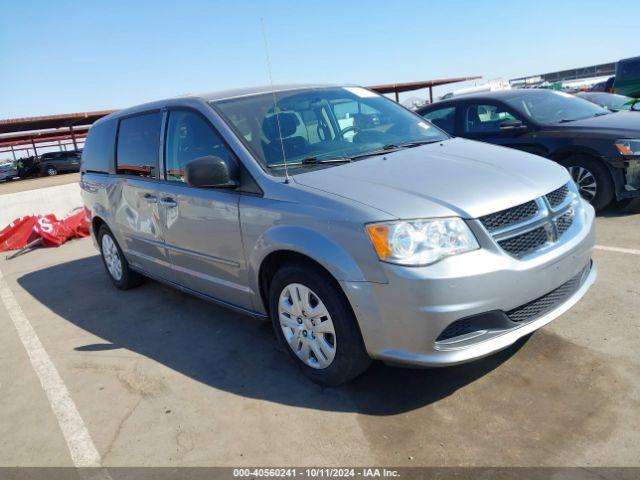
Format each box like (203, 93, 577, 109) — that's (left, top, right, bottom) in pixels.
(260, 18, 291, 183)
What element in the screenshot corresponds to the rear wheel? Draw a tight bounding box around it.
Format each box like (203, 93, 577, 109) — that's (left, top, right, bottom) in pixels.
(98, 225, 144, 290)
(562, 156, 614, 211)
(268, 261, 371, 386)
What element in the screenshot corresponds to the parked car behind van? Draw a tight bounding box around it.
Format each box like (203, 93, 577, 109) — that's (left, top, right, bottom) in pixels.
(576, 92, 639, 113)
(38, 150, 82, 176)
(417, 89, 640, 210)
(81, 85, 596, 385)
(0, 162, 17, 182)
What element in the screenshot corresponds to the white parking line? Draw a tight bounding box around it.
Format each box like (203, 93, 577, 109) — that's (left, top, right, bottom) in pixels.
(0, 266, 103, 468)
(595, 245, 640, 256)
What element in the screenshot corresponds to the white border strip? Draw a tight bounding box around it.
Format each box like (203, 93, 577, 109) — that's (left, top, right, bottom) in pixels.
(0, 267, 102, 467)
(595, 245, 640, 256)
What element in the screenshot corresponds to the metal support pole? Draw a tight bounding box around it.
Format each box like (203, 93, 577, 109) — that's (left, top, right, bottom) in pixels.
(394, 91, 399, 102)
(31, 140, 38, 159)
(69, 126, 78, 151)
(429, 86, 433, 104)
(10, 146, 16, 161)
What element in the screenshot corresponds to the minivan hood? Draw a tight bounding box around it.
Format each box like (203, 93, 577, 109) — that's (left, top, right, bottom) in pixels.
(293, 138, 570, 219)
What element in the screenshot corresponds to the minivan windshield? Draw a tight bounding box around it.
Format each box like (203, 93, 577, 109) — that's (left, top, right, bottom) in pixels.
(212, 87, 448, 174)
(505, 91, 609, 124)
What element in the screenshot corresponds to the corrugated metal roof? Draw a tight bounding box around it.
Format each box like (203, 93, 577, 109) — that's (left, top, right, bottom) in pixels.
(367, 77, 482, 94)
(0, 110, 116, 134)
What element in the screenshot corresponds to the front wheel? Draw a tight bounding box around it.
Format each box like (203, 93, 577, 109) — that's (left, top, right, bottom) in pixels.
(562, 156, 614, 211)
(45, 165, 58, 176)
(268, 262, 371, 386)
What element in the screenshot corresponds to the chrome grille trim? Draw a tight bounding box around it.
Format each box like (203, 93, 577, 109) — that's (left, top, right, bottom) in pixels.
(479, 182, 577, 259)
(480, 200, 539, 232)
(497, 225, 550, 258)
(546, 184, 572, 211)
(556, 208, 574, 237)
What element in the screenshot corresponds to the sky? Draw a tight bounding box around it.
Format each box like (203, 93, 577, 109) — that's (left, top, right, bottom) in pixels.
(1, 0, 639, 120)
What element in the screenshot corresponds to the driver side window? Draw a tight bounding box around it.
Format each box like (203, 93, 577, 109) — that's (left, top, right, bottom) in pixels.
(164, 110, 233, 183)
(464, 103, 517, 133)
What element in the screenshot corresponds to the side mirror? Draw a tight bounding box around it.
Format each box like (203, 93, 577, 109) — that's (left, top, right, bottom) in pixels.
(185, 155, 239, 188)
(499, 119, 528, 132)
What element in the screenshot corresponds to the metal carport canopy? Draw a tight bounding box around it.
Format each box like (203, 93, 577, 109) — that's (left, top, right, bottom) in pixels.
(368, 76, 482, 102)
(0, 110, 116, 135)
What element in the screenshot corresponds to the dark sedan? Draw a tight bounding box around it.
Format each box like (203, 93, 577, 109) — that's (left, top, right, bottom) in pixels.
(417, 89, 640, 210)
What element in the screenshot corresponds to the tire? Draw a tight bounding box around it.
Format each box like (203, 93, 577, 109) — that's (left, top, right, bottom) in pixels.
(45, 165, 58, 176)
(268, 261, 372, 386)
(561, 156, 614, 211)
(98, 225, 144, 290)
(612, 198, 634, 211)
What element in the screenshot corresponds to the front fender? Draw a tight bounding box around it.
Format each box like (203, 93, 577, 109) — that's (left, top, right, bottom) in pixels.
(249, 225, 370, 284)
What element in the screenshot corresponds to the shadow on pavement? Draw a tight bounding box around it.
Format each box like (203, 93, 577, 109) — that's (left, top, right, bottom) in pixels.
(599, 198, 640, 217)
(18, 255, 525, 416)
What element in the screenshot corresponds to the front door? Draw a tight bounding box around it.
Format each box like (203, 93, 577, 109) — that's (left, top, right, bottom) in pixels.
(157, 108, 252, 310)
(460, 101, 546, 156)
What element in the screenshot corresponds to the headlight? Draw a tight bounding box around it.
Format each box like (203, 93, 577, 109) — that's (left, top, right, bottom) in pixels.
(366, 218, 479, 266)
(614, 139, 640, 156)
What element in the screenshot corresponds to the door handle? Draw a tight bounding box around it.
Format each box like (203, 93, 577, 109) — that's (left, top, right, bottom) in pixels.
(143, 193, 157, 203)
(160, 197, 178, 208)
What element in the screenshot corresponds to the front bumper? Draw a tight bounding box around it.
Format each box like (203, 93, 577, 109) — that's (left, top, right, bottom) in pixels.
(341, 200, 596, 367)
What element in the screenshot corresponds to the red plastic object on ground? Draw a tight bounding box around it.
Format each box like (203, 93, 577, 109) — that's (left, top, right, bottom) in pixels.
(0, 209, 90, 252)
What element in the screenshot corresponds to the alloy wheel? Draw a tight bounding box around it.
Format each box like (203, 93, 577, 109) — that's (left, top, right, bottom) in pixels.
(101, 234, 123, 281)
(568, 165, 597, 202)
(47, 168, 57, 176)
(278, 283, 336, 369)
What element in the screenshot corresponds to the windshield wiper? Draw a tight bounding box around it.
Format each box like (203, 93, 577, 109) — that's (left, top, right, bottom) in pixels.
(347, 144, 403, 160)
(301, 156, 352, 165)
(396, 139, 442, 148)
(267, 156, 351, 168)
(347, 140, 440, 161)
(559, 111, 610, 123)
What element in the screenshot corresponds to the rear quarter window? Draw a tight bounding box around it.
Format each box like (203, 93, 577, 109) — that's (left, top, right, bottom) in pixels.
(116, 112, 162, 178)
(81, 119, 117, 174)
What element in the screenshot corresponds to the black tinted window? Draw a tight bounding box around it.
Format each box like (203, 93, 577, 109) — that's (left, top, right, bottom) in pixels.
(620, 59, 640, 78)
(164, 110, 234, 183)
(82, 120, 117, 174)
(464, 103, 517, 133)
(116, 112, 162, 177)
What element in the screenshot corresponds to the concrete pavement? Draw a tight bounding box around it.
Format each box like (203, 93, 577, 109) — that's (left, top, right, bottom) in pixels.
(0, 207, 638, 467)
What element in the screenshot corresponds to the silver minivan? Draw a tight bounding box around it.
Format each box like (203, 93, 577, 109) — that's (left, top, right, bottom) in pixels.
(81, 85, 596, 385)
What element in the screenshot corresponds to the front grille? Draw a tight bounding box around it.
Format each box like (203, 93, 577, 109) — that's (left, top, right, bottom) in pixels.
(556, 209, 574, 236)
(507, 263, 589, 322)
(498, 226, 549, 258)
(546, 184, 569, 209)
(480, 200, 539, 232)
(436, 262, 591, 342)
